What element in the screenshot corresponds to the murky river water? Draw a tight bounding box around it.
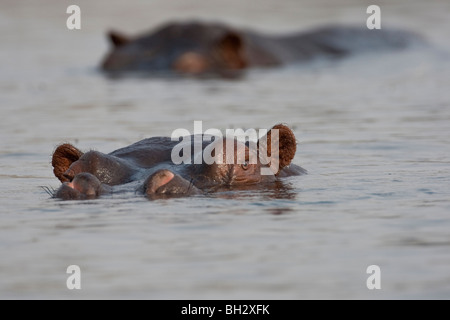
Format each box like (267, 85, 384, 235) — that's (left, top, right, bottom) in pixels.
(1, 0, 450, 299)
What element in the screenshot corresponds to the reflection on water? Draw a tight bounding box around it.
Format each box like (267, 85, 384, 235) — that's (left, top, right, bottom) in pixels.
(1, 0, 450, 299)
(208, 180, 299, 201)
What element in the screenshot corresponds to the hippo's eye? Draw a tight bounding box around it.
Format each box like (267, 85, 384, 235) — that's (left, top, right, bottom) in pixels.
(241, 161, 249, 170)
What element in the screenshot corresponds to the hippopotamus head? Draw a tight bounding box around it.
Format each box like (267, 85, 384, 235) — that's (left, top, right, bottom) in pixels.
(101, 21, 248, 76)
(51, 124, 306, 200)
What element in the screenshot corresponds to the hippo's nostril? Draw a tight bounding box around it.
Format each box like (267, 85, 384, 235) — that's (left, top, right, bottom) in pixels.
(145, 170, 175, 194)
(63, 169, 75, 182)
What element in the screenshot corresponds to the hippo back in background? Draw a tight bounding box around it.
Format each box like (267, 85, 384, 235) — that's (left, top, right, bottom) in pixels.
(101, 20, 425, 77)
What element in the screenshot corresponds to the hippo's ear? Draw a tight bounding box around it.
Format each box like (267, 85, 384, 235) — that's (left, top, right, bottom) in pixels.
(52, 144, 84, 183)
(258, 124, 297, 174)
(107, 30, 131, 47)
(217, 31, 247, 70)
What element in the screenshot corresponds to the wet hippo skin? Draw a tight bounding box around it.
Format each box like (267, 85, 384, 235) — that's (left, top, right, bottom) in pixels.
(101, 20, 424, 77)
(51, 124, 306, 200)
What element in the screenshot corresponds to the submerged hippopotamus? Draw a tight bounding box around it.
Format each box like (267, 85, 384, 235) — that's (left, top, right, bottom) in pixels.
(50, 124, 306, 200)
(101, 20, 423, 76)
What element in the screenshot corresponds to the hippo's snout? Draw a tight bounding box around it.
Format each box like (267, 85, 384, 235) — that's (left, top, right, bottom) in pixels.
(55, 172, 108, 200)
(144, 170, 200, 197)
(145, 170, 175, 194)
(63, 169, 75, 182)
